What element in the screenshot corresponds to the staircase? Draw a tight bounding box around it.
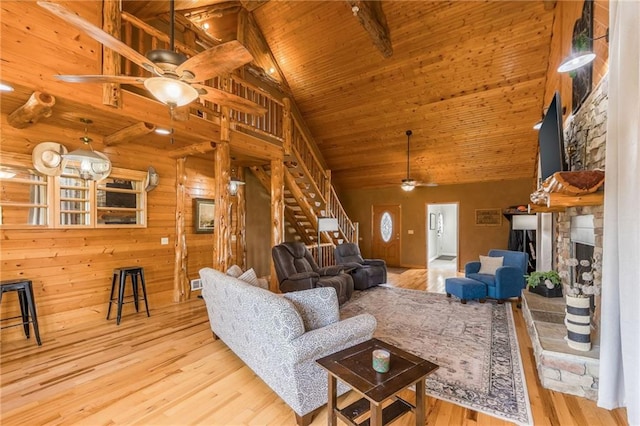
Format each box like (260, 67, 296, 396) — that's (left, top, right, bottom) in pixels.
(250, 102, 358, 262)
(115, 11, 357, 258)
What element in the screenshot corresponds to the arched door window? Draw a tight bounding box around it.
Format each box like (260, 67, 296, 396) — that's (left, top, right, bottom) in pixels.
(380, 211, 393, 242)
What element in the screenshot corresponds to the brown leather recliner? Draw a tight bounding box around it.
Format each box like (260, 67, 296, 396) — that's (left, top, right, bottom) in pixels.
(334, 243, 387, 290)
(271, 242, 354, 305)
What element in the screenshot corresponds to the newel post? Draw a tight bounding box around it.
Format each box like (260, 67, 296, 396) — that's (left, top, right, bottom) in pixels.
(270, 158, 285, 292)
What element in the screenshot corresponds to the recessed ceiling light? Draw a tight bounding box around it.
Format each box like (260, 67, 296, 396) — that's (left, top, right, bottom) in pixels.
(0, 83, 15, 92)
(268, 67, 276, 74)
(155, 128, 172, 135)
(202, 22, 210, 30)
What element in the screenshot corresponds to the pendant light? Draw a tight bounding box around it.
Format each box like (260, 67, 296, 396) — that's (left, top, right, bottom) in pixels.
(558, 29, 609, 73)
(401, 130, 416, 191)
(62, 118, 112, 181)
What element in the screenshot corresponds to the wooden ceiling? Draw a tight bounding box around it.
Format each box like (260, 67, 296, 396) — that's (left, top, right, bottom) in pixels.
(3, 1, 556, 190)
(250, 1, 555, 190)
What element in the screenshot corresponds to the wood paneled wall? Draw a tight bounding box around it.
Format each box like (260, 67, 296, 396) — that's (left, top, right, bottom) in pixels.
(0, 125, 224, 337)
(340, 179, 534, 270)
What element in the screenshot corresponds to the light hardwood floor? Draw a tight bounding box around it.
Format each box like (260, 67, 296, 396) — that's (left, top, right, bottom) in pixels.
(0, 269, 628, 425)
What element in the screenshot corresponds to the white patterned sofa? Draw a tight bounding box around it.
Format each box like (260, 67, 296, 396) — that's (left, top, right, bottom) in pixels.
(199, 267, 377, 425)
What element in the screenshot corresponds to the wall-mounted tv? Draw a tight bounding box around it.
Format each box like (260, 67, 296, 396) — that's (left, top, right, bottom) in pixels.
(538, 91, 568, 181)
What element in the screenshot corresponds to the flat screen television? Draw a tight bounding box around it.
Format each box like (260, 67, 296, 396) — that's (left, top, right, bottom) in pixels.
(538, 91, 568, 181)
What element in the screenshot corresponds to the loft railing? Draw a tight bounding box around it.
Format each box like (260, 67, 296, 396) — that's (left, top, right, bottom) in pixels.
(118, 11, 356, 243)
(119, 12, 283, 140)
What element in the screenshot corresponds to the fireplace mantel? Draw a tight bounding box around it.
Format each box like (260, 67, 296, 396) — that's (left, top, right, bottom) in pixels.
(528, 170, 605, 212)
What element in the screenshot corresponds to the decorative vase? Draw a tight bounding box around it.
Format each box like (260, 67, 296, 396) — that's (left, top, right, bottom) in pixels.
(528, 284, 563, 298)
(565, 294, 591, 351)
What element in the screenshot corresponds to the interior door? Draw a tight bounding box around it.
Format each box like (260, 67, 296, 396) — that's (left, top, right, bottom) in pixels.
(372, 204, 401, 266)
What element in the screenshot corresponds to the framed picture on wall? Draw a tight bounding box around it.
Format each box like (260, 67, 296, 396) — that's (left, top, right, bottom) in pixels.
(194, 198, 215, 233)
(475, 208, 502, 226)
(429, 213, 436, 230)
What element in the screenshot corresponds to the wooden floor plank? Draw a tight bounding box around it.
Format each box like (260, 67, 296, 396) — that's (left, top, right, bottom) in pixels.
(1, 268, 628, 425)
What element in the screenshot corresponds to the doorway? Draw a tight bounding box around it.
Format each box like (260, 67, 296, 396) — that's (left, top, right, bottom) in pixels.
(427, 203, 459, 288)
(372, 204, 401, 267)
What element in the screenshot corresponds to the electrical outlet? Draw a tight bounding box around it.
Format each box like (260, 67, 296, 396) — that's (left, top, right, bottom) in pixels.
(161, 237, 169, 245)
(190, 279, 202, 291)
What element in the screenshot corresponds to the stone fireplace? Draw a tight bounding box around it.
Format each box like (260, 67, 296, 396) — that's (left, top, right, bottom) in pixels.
(523, 75, 607, 401)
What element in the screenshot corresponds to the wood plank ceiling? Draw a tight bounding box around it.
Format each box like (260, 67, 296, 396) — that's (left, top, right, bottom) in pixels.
(3, 1, 556, 190)
(251, 1, 556, 190)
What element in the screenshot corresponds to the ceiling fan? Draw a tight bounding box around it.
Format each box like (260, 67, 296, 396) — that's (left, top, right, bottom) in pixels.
(37, 1, 266, 115)
(401, 130, 437, 191)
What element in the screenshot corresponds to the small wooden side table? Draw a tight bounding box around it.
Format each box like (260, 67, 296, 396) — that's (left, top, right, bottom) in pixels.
(317, 338, 438, 426)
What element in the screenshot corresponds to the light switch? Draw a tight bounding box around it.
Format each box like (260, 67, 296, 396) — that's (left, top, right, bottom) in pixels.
(408, 230, 414, 235)
(161, 237, 169, 245)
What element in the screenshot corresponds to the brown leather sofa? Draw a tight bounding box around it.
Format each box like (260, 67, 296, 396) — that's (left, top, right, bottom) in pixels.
(272, 242, 354, 305)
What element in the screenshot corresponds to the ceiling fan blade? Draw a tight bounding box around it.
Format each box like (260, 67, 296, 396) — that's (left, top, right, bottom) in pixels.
(194, 84, 267, 115)
(177, 41, 253, 82)
(38, 1, 164, 76)
(55, 75, 146, 85)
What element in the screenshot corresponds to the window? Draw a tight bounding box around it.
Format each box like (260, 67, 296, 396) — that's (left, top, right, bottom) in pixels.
(1, 154, 146, 229)
(96, 173, 146, 227)
(380, 211, 393, 242)
(0, 153, 51, 228)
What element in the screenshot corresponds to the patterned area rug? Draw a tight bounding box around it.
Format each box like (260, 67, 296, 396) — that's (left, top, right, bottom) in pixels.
(340, 286, 532, 425)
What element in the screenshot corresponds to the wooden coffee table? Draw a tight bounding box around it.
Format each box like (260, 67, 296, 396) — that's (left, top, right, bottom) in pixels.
(316, 338, 438, 426)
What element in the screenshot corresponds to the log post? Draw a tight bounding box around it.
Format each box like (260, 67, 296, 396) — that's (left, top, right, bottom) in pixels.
(8, 92, 56, 129)
(270, 157, 285, 293)
(213, 93, 232, 271)
(282, 98, 293, 156)
(103, 0, 122, 107)
(174, 157, 189, 302)
(236, 166, 247, 270)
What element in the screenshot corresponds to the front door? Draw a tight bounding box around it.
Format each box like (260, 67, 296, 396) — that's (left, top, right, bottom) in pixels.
(372, 204, 401, 266)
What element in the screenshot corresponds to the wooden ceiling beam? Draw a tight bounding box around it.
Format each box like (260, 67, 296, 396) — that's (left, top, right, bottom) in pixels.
(103, 122, 156, 146)
(168, 141, 217, 158)
(347, 0, 393, 58)
(240, 0, 270, 12)
(7, 92, 56, 129)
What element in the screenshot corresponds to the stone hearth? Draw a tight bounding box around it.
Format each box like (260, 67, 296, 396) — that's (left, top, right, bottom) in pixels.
(522, 291, 599, 400)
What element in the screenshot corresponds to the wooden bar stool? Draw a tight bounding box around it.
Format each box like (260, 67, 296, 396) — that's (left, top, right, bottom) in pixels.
(0, 279, 42, 345)
(107, 267, 150, 325)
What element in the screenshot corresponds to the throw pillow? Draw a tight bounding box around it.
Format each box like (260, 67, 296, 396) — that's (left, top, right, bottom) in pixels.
(478, 255, 504, 275)
(226, 264, 243, 278)
(238, 268, 260, 287)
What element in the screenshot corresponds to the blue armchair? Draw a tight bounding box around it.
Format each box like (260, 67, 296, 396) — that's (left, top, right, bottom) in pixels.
(465, 249, 528, 303)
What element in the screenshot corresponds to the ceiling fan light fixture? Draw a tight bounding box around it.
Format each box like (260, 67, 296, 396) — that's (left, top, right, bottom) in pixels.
(144, 76, 199, 107)
(401, 179, 416, 191)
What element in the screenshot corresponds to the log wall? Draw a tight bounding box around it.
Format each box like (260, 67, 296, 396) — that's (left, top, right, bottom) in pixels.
(0, 121, 221, 337)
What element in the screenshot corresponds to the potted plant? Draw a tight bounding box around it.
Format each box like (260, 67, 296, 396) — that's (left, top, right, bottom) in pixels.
(526, 270, 563, 298)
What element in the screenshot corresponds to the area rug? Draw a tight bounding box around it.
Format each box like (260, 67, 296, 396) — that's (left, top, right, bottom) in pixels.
(436, 255, 456, 261)
(340, 286, 533, 426)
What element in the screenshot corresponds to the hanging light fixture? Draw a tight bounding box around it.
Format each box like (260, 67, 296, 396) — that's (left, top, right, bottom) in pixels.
(228, 166, 245, 196)
(558, 29, 609, 73)
(401, 130, 416, 191)
(62, 118, 111, 181)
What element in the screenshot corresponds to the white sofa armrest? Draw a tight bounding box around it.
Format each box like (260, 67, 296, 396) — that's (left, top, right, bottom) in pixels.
(286, 313, 377, 363)
(283, 287, 339, 331)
